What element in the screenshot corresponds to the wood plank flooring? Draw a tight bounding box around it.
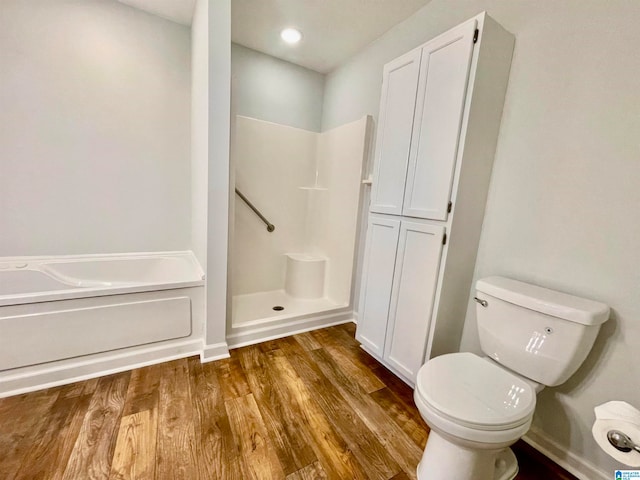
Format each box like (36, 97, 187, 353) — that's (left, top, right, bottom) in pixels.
(0, 323, 577, 479)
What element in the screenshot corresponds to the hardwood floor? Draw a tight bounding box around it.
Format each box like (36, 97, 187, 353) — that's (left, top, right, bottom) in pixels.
(0, 323, 576, 479)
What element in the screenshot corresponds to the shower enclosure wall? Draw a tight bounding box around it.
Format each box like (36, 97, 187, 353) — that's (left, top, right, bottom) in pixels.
(230, 115, 371, 345)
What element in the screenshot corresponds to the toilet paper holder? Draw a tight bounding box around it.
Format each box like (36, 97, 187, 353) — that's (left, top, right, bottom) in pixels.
(608, 430, 640, 454)
(593, 401, 640, 466)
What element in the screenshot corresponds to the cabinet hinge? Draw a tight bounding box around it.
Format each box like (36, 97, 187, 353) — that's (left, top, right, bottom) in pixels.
(442, 233, 447, 245)
(447, 201, 452, 213)
(473, 28, 479, 44)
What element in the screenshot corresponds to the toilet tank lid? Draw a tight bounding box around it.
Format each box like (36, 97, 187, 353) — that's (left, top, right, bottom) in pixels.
(476, 276, 609, 326)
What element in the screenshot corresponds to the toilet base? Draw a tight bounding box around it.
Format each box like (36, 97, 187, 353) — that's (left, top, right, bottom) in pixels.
(416, 431, 519, 480)
(494, 448, 518, 480)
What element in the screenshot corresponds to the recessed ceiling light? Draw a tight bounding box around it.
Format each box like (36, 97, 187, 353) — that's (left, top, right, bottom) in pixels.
(280, 28, 302, 45)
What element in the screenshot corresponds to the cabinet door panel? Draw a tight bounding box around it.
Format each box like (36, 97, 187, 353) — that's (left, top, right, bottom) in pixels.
(384, 222, 445, 381)
(370, 49, 422, 215)
(403, 19, 477, 220)
(355, 216, 401, 357)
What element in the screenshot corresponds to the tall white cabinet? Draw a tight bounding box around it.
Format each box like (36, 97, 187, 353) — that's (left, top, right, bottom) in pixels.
(356, 13, 515, 385)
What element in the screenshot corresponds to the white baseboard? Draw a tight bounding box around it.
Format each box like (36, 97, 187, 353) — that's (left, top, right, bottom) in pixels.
(523, 427, 609, 480)
(227, 310, 354, 349)
(0, 339, 202, 398)
(200, 342, 231, 363)
(0, 311, 353, 397)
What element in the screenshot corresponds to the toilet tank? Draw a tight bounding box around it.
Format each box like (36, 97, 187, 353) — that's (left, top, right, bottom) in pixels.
(475, 276, 609, 387)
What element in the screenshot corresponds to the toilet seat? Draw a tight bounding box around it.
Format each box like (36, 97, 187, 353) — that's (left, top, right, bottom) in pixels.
(415, 353, 536, 434)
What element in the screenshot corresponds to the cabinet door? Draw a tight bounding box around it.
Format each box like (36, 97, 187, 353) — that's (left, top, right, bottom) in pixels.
(355, 216, 401, 357)
(370, 49, 422, 216)
(384, 221, 445, 381)
(402, 19, 477, 220)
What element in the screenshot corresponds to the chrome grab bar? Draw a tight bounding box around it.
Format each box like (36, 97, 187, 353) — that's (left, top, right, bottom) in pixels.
(235, 188, 275, 232)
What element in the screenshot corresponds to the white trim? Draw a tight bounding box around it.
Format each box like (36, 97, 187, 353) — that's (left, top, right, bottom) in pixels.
(0, 339, 202, 398)
(227, 311, 354, 349)
(200, 342, 231, 363)
(523, 428, 609, 480)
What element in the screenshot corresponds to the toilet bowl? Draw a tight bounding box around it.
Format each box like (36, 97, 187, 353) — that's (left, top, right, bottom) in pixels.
(412, 276, 609, 480)
(413, 352, 535, 480)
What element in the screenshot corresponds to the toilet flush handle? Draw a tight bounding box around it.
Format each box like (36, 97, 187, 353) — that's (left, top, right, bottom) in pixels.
(474, 297, 488, 307)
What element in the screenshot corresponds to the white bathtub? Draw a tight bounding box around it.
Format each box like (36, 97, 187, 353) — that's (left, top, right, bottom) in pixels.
(0, 251, 205, 395)
(0, 251, 204, 306)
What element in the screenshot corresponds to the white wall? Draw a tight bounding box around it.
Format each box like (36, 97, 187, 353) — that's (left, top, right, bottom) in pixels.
(189, 0, 209, 351)
(321, 1, 640, 477)
(309, 117, 369, 305)
(191, 0, 209, 267)
(204, 0, 232, 354)
(231, 43, 325, 132)
(232, 116, 317, 295)
(233, 115, 368, 307)
(0, 0, 191, 256)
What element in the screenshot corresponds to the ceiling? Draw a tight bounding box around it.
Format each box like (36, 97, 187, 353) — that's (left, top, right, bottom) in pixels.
(117, 0, 433, 73)
(117, 0, 195, 26)
(231, 0, 432, 73)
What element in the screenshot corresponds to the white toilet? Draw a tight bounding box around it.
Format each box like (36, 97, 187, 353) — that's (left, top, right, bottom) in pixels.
(413, 276, 609, 480)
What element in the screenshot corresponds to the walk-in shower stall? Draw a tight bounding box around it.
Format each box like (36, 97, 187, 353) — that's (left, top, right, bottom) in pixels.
(229, 115, 371, 345)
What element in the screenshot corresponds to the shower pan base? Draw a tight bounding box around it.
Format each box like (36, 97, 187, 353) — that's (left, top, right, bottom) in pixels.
(228, 289, 353, 349)
(232, 289, 344, 328)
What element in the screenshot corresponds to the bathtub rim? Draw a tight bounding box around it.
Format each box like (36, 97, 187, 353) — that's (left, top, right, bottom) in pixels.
(0, 249, 203, 267)
(0, 250, 205, 307)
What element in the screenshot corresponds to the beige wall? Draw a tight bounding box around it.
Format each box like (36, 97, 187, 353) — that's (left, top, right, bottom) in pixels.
(322, 1, 640, 477)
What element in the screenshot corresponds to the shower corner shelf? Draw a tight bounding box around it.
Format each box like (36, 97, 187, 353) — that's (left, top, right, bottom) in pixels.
(298, 186, 328, 191)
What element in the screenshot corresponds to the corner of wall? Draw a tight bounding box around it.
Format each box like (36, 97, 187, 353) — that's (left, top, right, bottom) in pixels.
(204, 0, 231, 348)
